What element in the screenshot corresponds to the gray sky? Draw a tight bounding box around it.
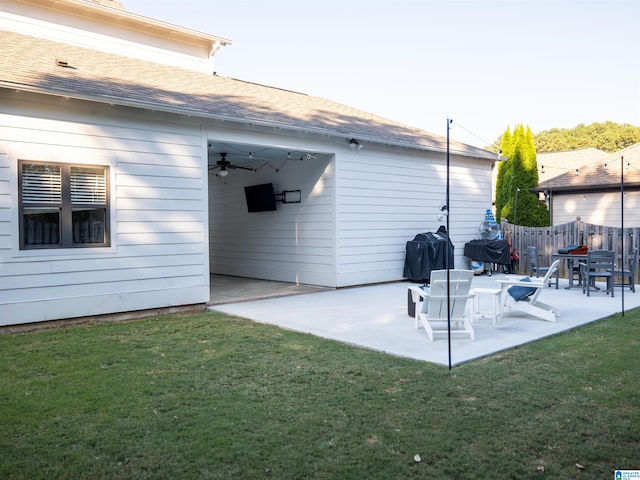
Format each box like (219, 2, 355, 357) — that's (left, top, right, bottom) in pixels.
(122, 0, 640, 148)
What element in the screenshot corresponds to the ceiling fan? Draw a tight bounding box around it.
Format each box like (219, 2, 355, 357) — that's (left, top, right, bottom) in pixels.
(209, 152, 254, 177)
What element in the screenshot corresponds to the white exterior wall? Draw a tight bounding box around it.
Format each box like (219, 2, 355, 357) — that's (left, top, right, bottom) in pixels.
(0, 89, 497, 326)
(334, 145, 494, 287)
(552, 191, 640, 227)
(0, 91, 210, 326)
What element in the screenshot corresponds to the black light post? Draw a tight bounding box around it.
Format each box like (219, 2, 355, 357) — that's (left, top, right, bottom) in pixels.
(621, 156, 625, 316)
(446, 117, 452, 370)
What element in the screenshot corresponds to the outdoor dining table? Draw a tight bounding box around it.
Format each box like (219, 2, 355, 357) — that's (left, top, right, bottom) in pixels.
(551, 253, 588, 289)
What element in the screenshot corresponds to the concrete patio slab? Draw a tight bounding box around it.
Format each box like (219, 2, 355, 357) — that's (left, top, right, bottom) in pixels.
(209, 273, 639, 366)
(208, 274, 328, 305)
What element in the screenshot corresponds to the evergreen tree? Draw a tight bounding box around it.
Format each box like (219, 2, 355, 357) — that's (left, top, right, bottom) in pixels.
(494, 127, 512, 218)
(521, 126, 538, 189)
(495, 124, 549, 226)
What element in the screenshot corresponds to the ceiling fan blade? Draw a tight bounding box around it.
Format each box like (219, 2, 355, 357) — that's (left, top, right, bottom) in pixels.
(209, 152, 255, 173)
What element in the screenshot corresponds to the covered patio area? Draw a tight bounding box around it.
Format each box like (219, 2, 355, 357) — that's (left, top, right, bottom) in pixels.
(209, 273, 640, 366)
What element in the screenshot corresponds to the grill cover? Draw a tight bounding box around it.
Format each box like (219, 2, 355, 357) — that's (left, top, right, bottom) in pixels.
(403, 232, 454, 282)
(463, 239, 510, 265)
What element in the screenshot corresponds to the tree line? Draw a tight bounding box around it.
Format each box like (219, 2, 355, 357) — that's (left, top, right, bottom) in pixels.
(533, 121, 640, 153)
(487, 121, 640, 154)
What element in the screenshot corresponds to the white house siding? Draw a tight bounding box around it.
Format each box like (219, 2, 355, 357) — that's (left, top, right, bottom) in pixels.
(335, 146, 494, 287)
(552, 191, 640, 227)
(1, 2, 217, 74)
(0, 91, 210, 326)
(208, 129, 336, 287)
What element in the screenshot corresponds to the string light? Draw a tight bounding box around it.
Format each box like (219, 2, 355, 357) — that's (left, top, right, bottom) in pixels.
(537, 164, 571, 175)
(574, 159, 637, 177)
(450, 120, 496, 148)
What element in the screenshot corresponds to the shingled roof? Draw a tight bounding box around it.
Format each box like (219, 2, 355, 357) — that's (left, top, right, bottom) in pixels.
(537, 148, 608, 180)
(536, 142, 640, 192)
(0, 29, 498, 160)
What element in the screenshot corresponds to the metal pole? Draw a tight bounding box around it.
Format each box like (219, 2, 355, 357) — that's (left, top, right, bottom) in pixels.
(514, 187, 520, 225)
(621, 156, 625, 316)
(446, 117, 452, 370)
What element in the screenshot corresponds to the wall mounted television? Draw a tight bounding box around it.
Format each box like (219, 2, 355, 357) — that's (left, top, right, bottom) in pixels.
(244, 183, 277, 212)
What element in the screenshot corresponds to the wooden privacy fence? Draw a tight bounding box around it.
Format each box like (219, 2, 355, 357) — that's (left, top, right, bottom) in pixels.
(501, 220, 640, 283)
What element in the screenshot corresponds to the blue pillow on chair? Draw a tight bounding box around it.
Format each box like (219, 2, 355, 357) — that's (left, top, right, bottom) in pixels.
(508, 277, 537, 301)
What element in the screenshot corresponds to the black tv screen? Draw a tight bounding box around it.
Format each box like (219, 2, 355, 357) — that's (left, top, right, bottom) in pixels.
(244, 183, 277, 212)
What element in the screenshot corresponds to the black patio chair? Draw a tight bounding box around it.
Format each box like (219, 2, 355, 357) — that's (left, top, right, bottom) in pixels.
(580, 249, 615, 297)
(613, 247, 637, 292)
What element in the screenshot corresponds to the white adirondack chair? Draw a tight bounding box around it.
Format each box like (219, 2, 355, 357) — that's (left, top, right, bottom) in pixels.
(495, 259, 562, 322)
(412, 269, 475, 342)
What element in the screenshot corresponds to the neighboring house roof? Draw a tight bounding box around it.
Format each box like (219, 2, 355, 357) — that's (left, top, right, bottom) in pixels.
(0, 29, 499, 161)
(537, 148, 608, 181)
(536, 142, 640, 193)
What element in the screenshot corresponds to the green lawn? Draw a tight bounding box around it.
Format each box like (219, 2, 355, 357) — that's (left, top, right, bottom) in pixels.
(1, 310, 638, 479)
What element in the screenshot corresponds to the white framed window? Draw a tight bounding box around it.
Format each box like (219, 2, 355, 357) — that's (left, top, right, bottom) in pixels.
(19, 160, 110, 249)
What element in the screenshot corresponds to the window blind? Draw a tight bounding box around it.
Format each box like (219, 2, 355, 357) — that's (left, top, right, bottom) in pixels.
(21, 164, 62, 204)
(71, 167, 107, 204)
